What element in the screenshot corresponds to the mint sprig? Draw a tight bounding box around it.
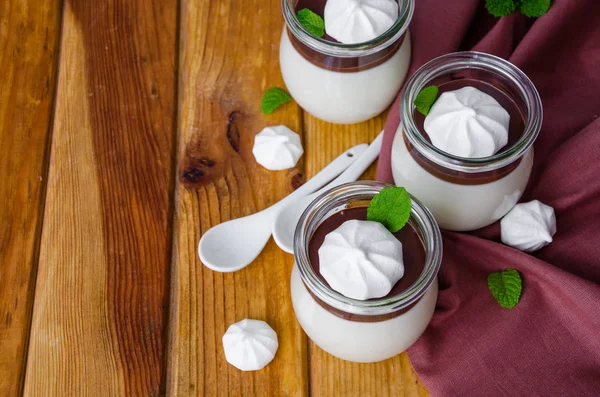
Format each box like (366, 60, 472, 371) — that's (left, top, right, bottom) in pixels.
(414, 86, 439, 117)
(486, 0, 551, 18)
(486, 0, 518, 17)
(488, 269, 522, 309)
(261, 87, 292, 115)
(367, 187, 411, 233)
(520, 0, 551, 17)
(297, 8, 325, 38)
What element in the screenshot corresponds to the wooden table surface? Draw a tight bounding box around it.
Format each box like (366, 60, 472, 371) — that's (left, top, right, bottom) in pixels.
(0, 0, 429, 395)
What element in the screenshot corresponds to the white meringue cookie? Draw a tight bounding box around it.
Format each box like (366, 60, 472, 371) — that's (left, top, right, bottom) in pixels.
(501, 200, 557, 252)
(424, 86, 510, 158)
(324, 0, 399, 44)
(222, 319, 279, 371)
(318, 219, 404, 300)
(252, 125, 303, 171)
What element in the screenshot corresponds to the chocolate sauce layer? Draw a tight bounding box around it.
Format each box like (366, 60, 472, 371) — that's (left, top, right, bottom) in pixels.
(290, 0, 404, 72)
(406, 78, 527, 185)
(306, 207, 426, 322)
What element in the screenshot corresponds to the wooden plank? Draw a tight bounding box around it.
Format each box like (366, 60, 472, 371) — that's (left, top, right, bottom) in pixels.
(23, 0, 177, 395)
(166, 0, 308, 395)
(0, 0, 62, 395)
(303, 114, 430, 397)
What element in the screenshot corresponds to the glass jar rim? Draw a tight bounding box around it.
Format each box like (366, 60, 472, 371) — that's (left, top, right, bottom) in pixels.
(400, 51, 543, 173)
(293, 181, 442, 316)
(281, 0, 414, 57)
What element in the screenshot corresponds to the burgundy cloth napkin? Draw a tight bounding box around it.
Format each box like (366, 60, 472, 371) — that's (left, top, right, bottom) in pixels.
(376, 1, 600, 395)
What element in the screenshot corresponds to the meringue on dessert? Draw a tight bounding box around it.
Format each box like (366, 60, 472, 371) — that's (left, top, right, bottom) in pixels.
(324, 0, 398, 44)
(391, 52, 543, 231)
(424, 86, 510, 158)
(252, 125, 303, 171)
(222, 319, 279, 371)
(280, 0, 414, 124)
(318, 219, 404, 300)
(501, 200, 556, 252)
(291, 182, 442, 363)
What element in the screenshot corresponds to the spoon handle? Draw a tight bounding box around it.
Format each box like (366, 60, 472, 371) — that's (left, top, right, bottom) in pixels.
(267, 143, 368, 217)
(326, 130, 384, 188)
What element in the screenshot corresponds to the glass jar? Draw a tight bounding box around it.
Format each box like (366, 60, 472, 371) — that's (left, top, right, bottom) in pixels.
(280, 0, 414, 124)
(391, 52, 543, 231)
(291, 181, 442, 363)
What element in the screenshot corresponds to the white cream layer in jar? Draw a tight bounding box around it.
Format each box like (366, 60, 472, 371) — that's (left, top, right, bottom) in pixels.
(291, 266, 437, 362)
(279, 29, 411, 124)
(391, 127, 534, 232)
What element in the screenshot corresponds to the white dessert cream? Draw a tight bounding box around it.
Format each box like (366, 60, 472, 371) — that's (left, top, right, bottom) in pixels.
(291, 266, 437, 362)
(391, 125, 534, 231)
(222, 319, 279, 371)
(252, 125, 303, 171)
(280, 0, 414, 124)
(280, 30, 411, 124)
(318, 219, 404, 300)
(324, 0, 399, 44)
(501, 200, 557, 252)
(424, 86, 510, 158)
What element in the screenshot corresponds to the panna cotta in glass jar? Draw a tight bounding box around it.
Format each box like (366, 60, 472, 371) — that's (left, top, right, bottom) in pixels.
(291, 182, 442, 363)
(391, 52, 543, 231)
(280, 0, 414, 124)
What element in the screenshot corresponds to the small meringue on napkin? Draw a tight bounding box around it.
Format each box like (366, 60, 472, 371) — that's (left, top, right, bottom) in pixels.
(501, 200, 557, 252)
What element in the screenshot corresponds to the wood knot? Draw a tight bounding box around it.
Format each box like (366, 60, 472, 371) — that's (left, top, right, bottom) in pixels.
(226, 111, 241, 152)
(291, 173, 305, 190)
(199, 158, 215, 167)
(181, 168, 205, 185)
(180, 135, 222, 189)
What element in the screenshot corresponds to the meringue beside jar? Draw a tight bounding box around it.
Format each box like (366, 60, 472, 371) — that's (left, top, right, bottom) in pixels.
(501, 200, 556, 252)
(253, 125, 303, 170)
(222, 319, 279, 371)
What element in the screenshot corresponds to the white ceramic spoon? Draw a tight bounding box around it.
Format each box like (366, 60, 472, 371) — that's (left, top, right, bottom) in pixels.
(272, 131, 384, 254)
(198, 143, 368, 272)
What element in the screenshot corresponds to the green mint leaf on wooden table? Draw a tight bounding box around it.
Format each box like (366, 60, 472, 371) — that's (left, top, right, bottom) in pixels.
(367, 186, 412, 233)
(485, 0, 519, 17)
(520, 0, 551, 17)
(297, 8, 325, 38)
(261, 87, 292, 115)
(413, 86, 439, 116)
(488, 269, 522, 309)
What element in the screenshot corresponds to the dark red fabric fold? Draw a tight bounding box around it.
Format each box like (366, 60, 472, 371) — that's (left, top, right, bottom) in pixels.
(376, 1, 600, 395)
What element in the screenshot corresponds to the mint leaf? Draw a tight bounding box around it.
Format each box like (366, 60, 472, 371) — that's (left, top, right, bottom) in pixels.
(485, 0, 518, 17)
(520, 0, 551, 17)
(488, 269, 522, 309)
(413, 86, 439, 116)
(297, 8, 325, 38)
(367, 187, 411, 233)
(261, 87, 292, 115)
